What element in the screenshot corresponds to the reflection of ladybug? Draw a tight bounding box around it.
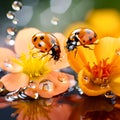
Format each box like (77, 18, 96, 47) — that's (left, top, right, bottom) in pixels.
(66, 28, 98, 51)
(32, 32, 61, 61)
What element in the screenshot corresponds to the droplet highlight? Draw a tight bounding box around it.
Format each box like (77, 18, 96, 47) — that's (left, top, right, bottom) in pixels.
(51, 17, 59, 25)
(12, 18, 19, 24)
(7, 27, 17, 36)
(105, 91, 115, 98)
(39, 79, 54, 91)
(6, 11, 15, 19)
(5, 35, 15, 46)
(12, 1, 23, 11)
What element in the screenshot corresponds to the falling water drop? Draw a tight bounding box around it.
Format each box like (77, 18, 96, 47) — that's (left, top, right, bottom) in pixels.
(12, 1, 23, 11)
(7, 27, 17, 36)
(5, 35, 15, 46)
(51, 16, 59, 25)
(6, 11, 15, 19)
(12, 18, 19, 24)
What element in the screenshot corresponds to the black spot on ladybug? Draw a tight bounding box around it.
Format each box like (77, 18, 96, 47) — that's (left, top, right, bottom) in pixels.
(38, 43, 41, 47)
(45, 48, 47, 50)
(83, 40, 86, 42)
(33, 37, 37, 42)
(40, 36, 44, 40)
(89, 37, 93, 41)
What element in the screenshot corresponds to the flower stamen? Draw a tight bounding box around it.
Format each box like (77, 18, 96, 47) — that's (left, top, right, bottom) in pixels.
(87, 58, 112, 86)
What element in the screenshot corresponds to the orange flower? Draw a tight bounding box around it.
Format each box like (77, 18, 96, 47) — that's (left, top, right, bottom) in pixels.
(64, 9, 120, 38)
(0, 27, 75, 120)
(66, 37, 120, 96)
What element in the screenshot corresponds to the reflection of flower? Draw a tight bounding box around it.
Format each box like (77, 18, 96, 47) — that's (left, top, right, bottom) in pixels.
(0, 28, 75, 120)
(63, 94, 120, 120)
(66, 37, 120, 96)
(64, 9, 120, 38)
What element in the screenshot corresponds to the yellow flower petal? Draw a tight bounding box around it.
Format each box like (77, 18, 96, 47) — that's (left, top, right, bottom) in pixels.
(66, 49, 85, 73)
(78, 70, 110, 96)
(66, 45, 97, 73)
(86, 9, 120, 37)
(109, 76, 120, 96)
(94, 37, 120, 63)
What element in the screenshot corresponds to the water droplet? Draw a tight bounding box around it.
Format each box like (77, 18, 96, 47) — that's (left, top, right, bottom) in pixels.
(6, 11, 15, 19)
(83, 75, 90, 83)
(44, 98, 53, 106)
(5, 90, 19, 101)
(5, 35, 15, 46)
(105, 91, 115, 98)
(116, 49, 120, 55)
(28, 81, 37, 89)
(100, 83, 109, 89)
(4, 60, 13, 68)
(51, 17, 59, 25)
(76, 86, 84, 95)
(7, 27, 17, 36)
(23, 87, 39, 99)
(12, 1, 23, 11)
(12, 18, 19, 24)
(39, 79, 54, 91)
(0, 82, 4, 93)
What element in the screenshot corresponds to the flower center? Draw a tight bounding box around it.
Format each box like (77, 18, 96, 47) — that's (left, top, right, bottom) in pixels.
(87, 58, 112, 86)
(14, 51, 51, 80)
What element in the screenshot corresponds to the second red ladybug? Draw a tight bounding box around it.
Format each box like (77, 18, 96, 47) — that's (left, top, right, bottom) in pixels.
(66, 28, 98, 51)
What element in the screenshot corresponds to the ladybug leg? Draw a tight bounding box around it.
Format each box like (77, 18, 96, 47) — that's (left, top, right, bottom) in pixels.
(74, 48, 78, 57)
(40, 52, 49, 59)
(32, 50, 40, 58)
(83, 45, 94, 50)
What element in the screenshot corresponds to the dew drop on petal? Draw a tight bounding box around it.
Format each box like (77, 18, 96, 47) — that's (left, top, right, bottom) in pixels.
(100, 83, 109, 89)
(39, 79, 54, 91)
(7, 27, 17, 36)
(12, 18, 19, 24)
(83, 75, 90, 84)
(116, 49, 120, 55)
(0, 81, 4, 93)
(51, 16, 59, 25)
(5, 90, 19, 102)
(76, 86, 84, 95)
(6, 11, 15, 19)
(12, 1, 23, 11)
(105, 91, 115, 98)
(4, 60, 13, 68)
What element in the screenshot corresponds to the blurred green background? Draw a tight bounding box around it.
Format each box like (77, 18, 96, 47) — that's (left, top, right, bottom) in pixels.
(0, 0, 120, 119)
(0, 0, 120, 47)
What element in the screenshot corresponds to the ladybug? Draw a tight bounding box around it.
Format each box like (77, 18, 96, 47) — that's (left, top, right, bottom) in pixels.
(66, 28, 98, 51)
(32, 32, 61, 61)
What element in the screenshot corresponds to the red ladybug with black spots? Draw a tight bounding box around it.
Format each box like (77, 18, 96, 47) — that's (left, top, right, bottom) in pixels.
(32, 32, 61, 61)
(66, 28, 98, 51)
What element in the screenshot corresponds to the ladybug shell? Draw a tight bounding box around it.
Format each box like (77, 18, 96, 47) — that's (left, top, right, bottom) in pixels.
(32, 32, 58, 53)
(77, 28, 97, 45)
